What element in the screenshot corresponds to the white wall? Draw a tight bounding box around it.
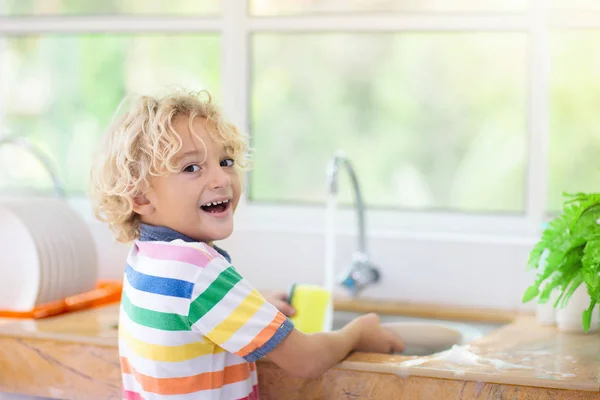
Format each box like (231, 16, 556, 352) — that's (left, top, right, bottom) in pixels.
(89, 215, 537, 312)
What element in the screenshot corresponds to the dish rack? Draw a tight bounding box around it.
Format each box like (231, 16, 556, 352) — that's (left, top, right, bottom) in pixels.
(0, 280, 123, 319)
(0, 135, 122, 319)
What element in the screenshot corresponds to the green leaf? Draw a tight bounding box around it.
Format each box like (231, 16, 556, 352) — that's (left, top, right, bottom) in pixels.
(527, 242, 547, 271)
(582, 310, 591, 333)
(555, 273, 583, 309)
(582, 299, 596, 333)
(522, 191, 600, 307)
(582, 237, 600, 293)
(542, 248, 583, 306)
(522, 286, 540, 303)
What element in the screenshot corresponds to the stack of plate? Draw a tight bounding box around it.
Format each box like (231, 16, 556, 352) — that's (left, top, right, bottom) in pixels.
(0, 197, 98, 312)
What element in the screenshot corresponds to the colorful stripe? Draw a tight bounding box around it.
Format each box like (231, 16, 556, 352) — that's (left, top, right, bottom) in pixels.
(238, 385, 260, 400)
(188, 266, 243, 325)
(236, 312, 287, 358)
(119, 325, 224, 362)
(125, 264, 194, 299)
(121, 357, 253, 395)
(218, 295, 279, 349)
(188, 257, 233, 301)
(207, 289, 265, 345)
(119, 341, 230, 378)
(122, 292, 190, 331)
(127, 252, 202, 282)
(122, 275, 189, 314)
(122, 389, 143, 400)
(119, 309, 199, 346)
(136, 241, 214, 266)
(122, 373, 257, 400)
(120, 239, 293, 399)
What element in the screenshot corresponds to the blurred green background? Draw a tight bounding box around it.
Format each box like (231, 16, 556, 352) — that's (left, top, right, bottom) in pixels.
(0, 0, 598, 214)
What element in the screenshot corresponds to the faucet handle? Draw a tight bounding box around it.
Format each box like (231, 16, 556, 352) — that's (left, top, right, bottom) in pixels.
(338, 251, 381, 297)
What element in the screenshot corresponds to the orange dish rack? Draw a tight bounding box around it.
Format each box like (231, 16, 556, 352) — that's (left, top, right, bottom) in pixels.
(0, 280, 123, 319)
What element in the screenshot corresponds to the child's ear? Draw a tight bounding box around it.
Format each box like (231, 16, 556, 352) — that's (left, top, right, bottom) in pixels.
(132, 194, 155, 215)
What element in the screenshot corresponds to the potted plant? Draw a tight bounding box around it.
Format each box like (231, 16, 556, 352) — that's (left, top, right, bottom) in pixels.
(522, 192, 600, 333)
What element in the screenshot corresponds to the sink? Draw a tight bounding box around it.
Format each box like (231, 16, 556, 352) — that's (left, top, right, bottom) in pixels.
(332, 311, 505, 356)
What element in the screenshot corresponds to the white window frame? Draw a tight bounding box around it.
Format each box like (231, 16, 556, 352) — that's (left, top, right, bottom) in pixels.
(0, 0, 599, 242)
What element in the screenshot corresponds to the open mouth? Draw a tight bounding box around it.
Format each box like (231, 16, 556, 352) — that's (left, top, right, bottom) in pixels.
(200, 199, 230, 214)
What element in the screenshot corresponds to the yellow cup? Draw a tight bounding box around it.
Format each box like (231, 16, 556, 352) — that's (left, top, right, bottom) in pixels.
(288, 284, 331, 334)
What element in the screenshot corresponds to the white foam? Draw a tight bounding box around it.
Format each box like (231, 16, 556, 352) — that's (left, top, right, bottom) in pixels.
(435, 345, 480, 366)
(397, 345, 534, 371)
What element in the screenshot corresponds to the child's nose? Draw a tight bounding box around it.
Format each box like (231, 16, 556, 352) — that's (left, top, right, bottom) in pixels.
(208, 165, 231, 189)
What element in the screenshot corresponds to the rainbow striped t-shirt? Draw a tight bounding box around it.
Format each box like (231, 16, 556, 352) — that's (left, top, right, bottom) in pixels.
(119, 232, 294, 399)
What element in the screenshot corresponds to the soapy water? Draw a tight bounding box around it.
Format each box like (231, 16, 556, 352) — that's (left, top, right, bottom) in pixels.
(397, 345, 580, 380)
(398, 345, 533, 371)
(514, 350, 552, 356)
(541, 371, 576, 379)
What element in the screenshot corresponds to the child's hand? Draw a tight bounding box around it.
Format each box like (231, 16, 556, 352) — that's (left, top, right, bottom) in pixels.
(268, 311, 404, 379)
(345, 313, 405, 354)
(264, 291, 296, 317)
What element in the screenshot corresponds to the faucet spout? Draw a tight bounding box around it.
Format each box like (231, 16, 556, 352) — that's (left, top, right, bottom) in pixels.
(326, 152, 367, 255)
(326, 151, 380, 297)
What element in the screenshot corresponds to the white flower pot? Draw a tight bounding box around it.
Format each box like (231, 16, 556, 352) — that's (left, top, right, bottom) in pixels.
(536, 291, 558, 326)
(556, 285, 599, 333)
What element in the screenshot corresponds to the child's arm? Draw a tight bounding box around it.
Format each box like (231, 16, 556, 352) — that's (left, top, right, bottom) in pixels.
(267, 313, 404, 379)
(182, 242, 403, 379)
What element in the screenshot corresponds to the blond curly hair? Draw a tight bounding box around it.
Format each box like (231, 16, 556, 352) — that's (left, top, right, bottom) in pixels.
(89, 90, 249, 243)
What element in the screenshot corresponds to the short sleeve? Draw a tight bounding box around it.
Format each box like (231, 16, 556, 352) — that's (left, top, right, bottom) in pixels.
(187, 243, 294, 362)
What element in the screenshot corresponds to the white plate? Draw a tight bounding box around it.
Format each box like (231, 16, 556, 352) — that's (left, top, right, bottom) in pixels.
(2, 198, 53, 306)
(57, 201, 85, 298)
(56, 201, 97, 295)
(29, 199, 61, 305)
(0, 202, 41, 311)
(383, 322, 463, 355)
(12, 198, 61, 305)
(26, 202, 53, 305)
(38, 200, 63, 304)
(44, 199, 74, 301)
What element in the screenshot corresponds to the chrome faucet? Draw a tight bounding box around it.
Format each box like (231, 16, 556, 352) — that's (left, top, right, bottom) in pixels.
(0, 135, 66, 197)
(326, 152, 380, 297)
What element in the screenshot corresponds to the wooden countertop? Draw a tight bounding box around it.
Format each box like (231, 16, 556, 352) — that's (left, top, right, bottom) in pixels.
(0, 301, 599, 399)
(333, 297, 522, 323)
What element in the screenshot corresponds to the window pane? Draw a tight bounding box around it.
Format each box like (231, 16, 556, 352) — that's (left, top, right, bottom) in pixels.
(251, 0, 526, 15)
(251, 33, 527, 212)
(550, 0, 600, 10)
(0, 35, 220, 195)
(1, 0, 220, 15)
(548, 31, 600, 211)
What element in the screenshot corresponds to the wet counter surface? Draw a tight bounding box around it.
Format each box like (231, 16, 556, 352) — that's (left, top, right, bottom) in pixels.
(0, 302, 599, 399)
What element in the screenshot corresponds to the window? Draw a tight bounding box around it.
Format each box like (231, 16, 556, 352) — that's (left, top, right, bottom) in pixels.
(251, 33, 527, 211)
(548, 30, 600, 211)
(0, 35, 220, 194)
(551, 0, 600, 11)
(250, 0, 526, 15)
(0, 1, 599, 234)
(1, 0, 220, 15)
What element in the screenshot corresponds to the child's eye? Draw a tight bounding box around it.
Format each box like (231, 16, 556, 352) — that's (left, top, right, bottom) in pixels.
(183, 164, 201, 173)
(220, 159, 235, 167)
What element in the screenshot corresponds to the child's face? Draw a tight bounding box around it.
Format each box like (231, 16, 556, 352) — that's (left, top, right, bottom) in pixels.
(137, 116, 241, 243)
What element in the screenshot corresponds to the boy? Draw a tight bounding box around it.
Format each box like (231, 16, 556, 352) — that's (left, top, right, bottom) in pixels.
(90, 90, 404, 399)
